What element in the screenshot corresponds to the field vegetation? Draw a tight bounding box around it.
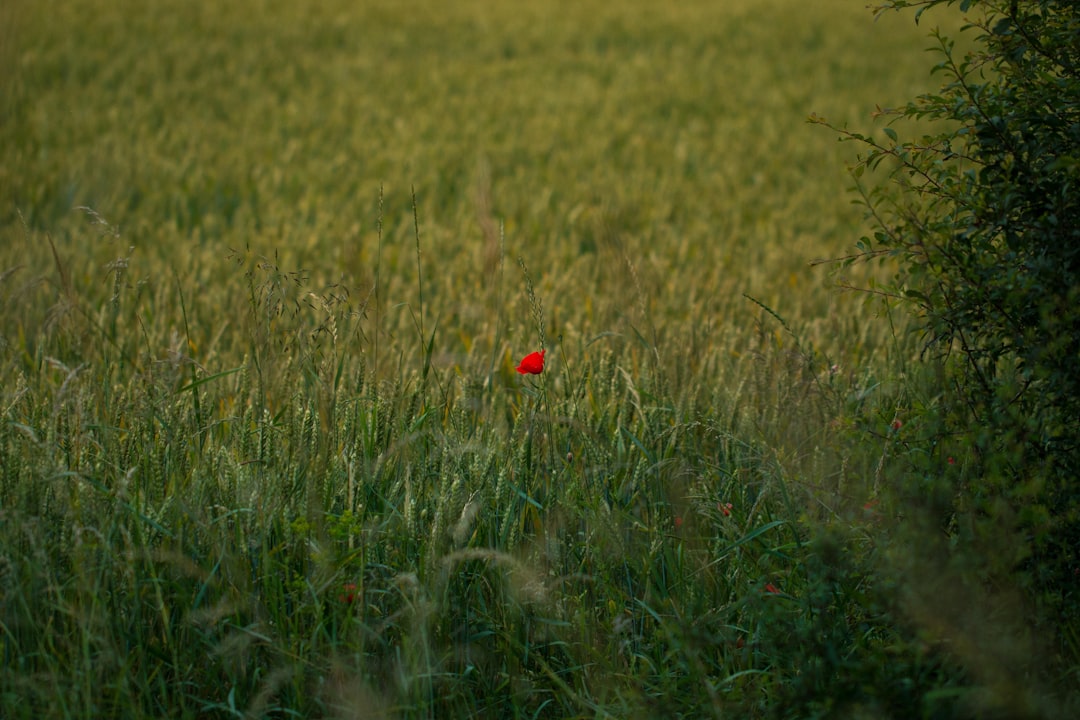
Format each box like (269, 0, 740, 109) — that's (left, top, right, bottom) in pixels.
(1, 0, 1075, 717)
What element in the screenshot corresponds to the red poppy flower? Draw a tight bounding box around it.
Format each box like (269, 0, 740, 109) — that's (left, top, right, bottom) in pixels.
(764, 583, 781, 595)
(339, 583, 359, 604)
(516, 349, 545, 375)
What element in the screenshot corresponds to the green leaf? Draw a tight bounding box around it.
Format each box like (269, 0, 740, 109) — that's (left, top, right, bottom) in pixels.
(175, 366, 244, 394)
(709, 519, 788, 565)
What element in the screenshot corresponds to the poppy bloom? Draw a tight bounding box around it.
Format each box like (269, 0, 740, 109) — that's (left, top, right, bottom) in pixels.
(516, 349, 545, 375)
(764, 583, 781, 595)
(339, 583, 359, 604)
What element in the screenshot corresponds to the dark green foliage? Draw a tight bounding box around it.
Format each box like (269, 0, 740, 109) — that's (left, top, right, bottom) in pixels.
(818, 0, 1080, 709)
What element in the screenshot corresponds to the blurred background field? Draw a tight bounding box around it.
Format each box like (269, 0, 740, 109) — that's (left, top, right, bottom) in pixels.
(0, 1, 1002, 718)
(2, 0, 942, 354)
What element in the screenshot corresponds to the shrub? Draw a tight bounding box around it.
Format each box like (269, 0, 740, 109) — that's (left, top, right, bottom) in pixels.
(817, 0, 1080, 708)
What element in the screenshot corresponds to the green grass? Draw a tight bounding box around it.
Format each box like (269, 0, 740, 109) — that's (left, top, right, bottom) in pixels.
(2, 0, 1072, 718)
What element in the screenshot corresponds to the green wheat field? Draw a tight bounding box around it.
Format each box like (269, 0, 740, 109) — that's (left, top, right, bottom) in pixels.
(1, 1, 1064, 718)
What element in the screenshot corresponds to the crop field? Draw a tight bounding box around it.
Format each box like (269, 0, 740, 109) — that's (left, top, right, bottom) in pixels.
(2, 0, 1056, 718)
